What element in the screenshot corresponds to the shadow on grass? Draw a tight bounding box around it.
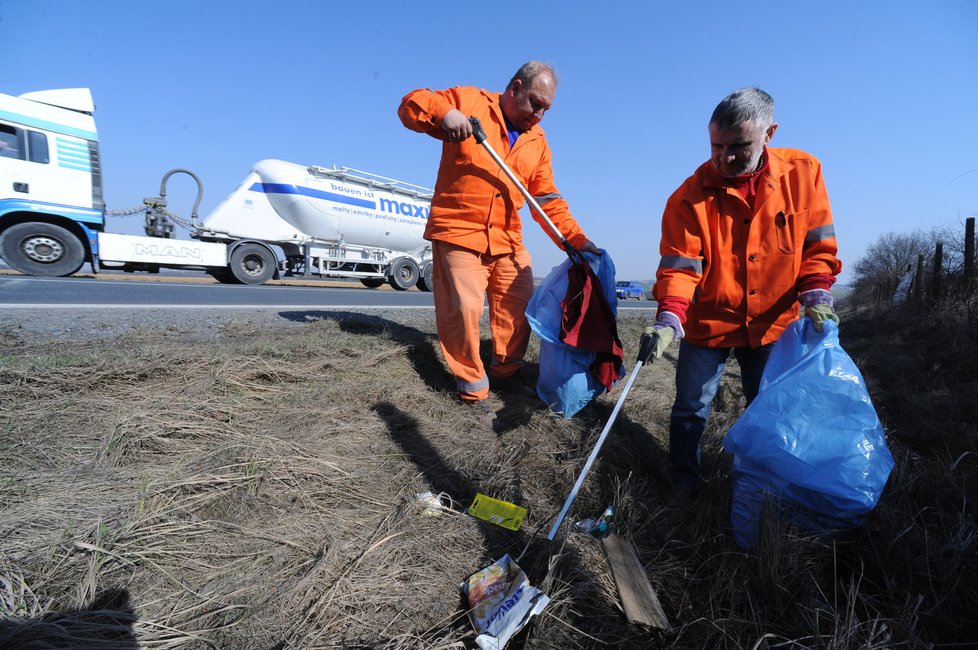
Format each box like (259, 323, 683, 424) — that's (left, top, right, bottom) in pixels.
(0, 589, 139, 650)
(370, 401, 528, 558)
(278, 310, 452, 394)
(276, 309, 671, 643)
(279, 306, 675, 525)
(573, 397, 675, 508)
(370, 400, 606, 649)
(278, 309, 547, 432)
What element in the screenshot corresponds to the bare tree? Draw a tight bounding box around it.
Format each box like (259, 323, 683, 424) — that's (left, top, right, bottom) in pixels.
(852, 230, 933, 294)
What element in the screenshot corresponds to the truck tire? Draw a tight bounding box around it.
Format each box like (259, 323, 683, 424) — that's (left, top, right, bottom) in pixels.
(0, 222, 86, 277)
(417, 262, 434, 292)
(229, 243, 275, 285)
(209, 269, 242, 284)
(360, 278, 385, 289)
(388, 257, 419, 291)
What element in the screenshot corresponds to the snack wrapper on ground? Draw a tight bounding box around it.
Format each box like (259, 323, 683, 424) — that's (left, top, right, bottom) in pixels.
(460, 554, 550, 649)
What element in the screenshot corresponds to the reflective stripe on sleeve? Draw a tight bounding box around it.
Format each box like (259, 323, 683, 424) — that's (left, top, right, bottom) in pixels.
(533, 193, 562, 205)
(658, 255, 703, 274)
(804, 224, 835, 244)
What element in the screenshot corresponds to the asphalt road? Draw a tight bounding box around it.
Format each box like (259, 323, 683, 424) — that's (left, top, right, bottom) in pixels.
(0, 273, 437, 309)
(0, 271, 656, 312)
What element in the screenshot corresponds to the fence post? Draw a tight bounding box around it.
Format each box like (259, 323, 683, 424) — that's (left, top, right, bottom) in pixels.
(965, 216, 975, 284)
(913, 254, 924, 302)
(930, 242, 943, 303)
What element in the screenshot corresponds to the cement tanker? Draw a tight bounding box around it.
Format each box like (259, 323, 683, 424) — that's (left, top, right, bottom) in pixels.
(197, 159, 435, 289)
(0, 87, 434, 290)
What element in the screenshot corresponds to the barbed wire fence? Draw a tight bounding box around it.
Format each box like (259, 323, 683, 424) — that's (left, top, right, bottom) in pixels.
(878, 216, 976, 307)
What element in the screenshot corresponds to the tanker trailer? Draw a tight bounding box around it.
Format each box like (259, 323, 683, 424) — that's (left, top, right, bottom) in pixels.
(195, 159, 434, 290)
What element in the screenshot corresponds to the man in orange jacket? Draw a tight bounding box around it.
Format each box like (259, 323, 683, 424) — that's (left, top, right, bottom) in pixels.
(398, 61, 600, 430)
(638, 87, 842, 491)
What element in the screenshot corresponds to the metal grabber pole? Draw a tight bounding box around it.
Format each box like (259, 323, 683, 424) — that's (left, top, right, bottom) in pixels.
(546, 363, 642, 540)
(546, 333, 660, 541)
(466, 115, 649, 542)
(467, 117, 581, 262)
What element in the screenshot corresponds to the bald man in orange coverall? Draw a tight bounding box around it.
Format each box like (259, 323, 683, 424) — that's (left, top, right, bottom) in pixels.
(398, 61, 600, 430)
(638, 87, 842, 492)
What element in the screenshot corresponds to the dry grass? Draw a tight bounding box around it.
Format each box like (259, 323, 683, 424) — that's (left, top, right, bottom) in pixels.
(1, 304, 975, 648)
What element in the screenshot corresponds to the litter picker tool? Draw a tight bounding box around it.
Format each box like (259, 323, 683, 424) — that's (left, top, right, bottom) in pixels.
(466, 115, 640, 540)
(545, 360, 643, 540)
(468, 117, 582, 263)
(546, 335, 660, 540)
(468, 116, 671, 631)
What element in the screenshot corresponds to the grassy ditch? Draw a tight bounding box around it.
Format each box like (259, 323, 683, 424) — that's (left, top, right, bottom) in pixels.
(0, 305, 975, 648)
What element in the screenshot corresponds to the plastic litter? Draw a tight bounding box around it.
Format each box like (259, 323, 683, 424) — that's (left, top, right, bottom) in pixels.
(723, 319, 895, 549)
(412, 491, 456, 517)
(461, 554, 550, 650)
(571, 505, 615, 538)
(467, 493, 527, 532)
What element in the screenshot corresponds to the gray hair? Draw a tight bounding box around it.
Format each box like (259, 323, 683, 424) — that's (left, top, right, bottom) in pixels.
(509, 61, 558, 89)
(710, 87, 775, 130)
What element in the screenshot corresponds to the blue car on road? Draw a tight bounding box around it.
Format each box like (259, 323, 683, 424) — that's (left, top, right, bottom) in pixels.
(615, 281, 647, 301)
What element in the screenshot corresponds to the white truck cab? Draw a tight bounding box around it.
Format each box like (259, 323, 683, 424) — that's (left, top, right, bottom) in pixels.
(0, 88, 104, 275)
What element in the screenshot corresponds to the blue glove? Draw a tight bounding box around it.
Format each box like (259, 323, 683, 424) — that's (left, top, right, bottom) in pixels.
(798, 289, 839, 332)
(637, 312, 684, 363)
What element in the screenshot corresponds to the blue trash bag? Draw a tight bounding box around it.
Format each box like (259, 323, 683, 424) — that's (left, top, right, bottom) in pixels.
(723, 318, 895, 549)
(526, 250, 624, 417)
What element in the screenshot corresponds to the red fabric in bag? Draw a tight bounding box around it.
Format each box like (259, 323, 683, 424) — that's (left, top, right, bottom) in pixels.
(560, 261, 625, 392)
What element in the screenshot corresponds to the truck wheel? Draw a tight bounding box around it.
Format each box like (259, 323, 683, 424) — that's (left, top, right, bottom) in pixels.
(360, 278, 385, 289)
(388, 258, 420, 291)
(0, 222, 86, 277)
(416, 263, 434, 292)
(209, 269, 241, 284)
(229, 244, 275, 284)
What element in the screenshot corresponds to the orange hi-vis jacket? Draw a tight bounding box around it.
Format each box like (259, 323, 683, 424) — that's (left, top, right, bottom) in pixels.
(397, 86, 590, 255)
(653, 147, 842, 348)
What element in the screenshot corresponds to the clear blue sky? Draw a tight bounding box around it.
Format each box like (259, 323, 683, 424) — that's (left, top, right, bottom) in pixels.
(4, 1, 976, 285)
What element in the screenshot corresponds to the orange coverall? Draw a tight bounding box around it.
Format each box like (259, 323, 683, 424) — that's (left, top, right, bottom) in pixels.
(398, 86, 591, 400)
(653, 147, 843, 348)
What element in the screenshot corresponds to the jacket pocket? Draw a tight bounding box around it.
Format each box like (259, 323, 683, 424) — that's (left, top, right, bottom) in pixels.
(776, 209, 804, 253)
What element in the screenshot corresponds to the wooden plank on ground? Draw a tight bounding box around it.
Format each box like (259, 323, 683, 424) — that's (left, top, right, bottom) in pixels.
(600, 533, 671, 630)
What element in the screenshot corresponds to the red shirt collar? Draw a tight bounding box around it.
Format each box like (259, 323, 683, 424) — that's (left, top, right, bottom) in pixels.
(726, 147, 769, 205)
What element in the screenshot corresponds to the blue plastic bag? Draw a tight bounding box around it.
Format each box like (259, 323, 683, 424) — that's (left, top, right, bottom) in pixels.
(526, 251, 623, 417)
(724, 318, 894, 549)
